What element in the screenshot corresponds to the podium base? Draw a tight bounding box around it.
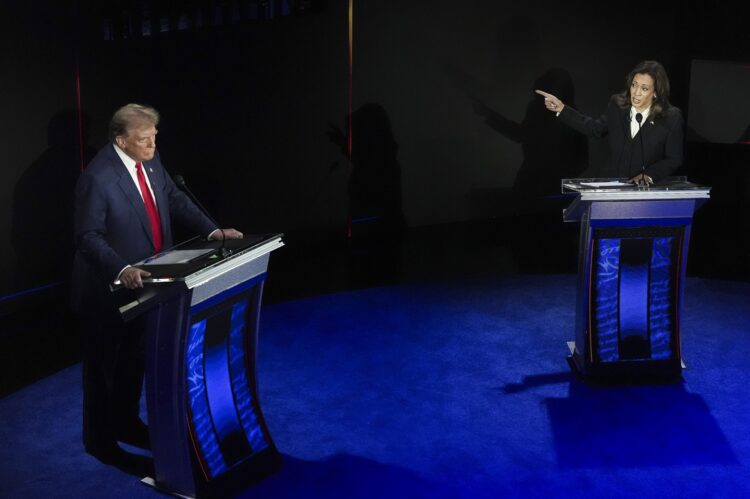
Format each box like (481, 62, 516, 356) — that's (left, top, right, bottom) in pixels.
(565, 341, 684, 383)
(141, 477, 194, 499)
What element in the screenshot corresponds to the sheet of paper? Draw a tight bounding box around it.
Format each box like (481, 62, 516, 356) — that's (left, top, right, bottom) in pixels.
(579, 181, 633, 187)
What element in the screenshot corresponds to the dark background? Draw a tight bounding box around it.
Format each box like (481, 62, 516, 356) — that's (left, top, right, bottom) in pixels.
(2, 0, 749, 393)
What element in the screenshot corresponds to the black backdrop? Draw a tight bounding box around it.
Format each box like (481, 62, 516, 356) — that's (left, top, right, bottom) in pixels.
(2, 0, 749, 297)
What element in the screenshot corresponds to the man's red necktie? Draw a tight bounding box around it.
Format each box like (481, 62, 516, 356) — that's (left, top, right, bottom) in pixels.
(135, 162, 163, 254)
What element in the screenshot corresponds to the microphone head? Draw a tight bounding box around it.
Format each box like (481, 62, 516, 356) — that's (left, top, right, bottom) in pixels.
(173, 174, 186, 187)
(635, 113, 643, 124)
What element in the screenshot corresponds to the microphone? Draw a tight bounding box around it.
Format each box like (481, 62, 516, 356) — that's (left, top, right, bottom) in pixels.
(635, 113, 648, 187)
(173, 174, 230, 256)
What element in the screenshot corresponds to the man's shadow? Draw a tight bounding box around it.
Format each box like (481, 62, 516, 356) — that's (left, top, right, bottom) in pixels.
(11, 109, 96, 291)
(328, 103, 405, 288)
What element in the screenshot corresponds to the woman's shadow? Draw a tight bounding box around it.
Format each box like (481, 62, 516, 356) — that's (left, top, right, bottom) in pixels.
(472, 68, 589, 272)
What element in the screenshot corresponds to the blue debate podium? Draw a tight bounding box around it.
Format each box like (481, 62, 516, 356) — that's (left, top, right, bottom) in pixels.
(562, 178, 710, 379)
(115, 233, 284, 498)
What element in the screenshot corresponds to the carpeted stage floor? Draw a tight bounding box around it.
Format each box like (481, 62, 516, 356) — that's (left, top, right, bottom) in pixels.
(2, 271, 750, 498)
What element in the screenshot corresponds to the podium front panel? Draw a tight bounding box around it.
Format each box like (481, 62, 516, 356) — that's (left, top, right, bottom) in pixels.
(186, 276, 273, 482)
(589, 227, 682, 365)
(561, 178, 709, 379)
(134, 235, 283, 498)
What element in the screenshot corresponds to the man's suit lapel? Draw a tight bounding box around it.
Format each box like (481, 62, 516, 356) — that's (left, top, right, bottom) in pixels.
(109, 146, 157, 250)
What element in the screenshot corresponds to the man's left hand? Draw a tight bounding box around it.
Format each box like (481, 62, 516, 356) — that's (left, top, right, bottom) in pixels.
(210, 228, 244, 240)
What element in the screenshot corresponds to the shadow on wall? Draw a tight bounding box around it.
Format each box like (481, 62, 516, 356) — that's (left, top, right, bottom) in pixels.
(2, 109, 93, 396)
(328, 103, 405, 232)
(328, 103, 405, 288)
(472, 67, 589, 211)
(11, 109, 96, 291)
(465, 68, 588, 273)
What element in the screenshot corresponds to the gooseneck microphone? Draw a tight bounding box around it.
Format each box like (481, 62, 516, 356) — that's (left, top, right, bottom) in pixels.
(635, 113, 648, 187)
(173, 174, 230, 255)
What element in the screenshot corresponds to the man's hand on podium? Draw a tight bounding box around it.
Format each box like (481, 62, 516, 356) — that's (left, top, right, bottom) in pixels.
(209, 228, 244, 240)
(120, 267, 152, 289)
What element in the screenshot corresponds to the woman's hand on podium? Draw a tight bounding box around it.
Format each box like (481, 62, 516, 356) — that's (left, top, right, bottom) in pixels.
(629, 173, 654, 185)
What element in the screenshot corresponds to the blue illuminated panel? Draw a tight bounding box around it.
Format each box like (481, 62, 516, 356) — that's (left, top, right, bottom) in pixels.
(593, 239, 620, 362)
(186, 320, 228, 477)
(649, 237, 675, 359)
(619, 252, 648, 338)
(592, 233, 677, 364)
(203, 321, 252, 466)
(186, 297, 270, 479)
(229, 301, 269, 453)
(618, 238, 652, 359)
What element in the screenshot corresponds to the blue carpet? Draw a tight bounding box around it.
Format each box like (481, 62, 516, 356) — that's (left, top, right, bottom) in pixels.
(1, 275, 749, 498)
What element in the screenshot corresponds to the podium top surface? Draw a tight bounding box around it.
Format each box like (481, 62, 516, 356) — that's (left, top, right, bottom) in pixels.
(561, 177, 711, 201)
(116, 233, 284, 318)
(562, 178, 711, 222)
(114, 233, 283, 286)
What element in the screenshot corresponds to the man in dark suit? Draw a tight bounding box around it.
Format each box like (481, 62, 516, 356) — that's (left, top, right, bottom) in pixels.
(536, 60, 684, 183)
(71, 103, 242, 467)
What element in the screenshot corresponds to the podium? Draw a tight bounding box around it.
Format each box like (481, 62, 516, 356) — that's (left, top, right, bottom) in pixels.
(115, 234, 284, 498)
(562, 178, 710, 379)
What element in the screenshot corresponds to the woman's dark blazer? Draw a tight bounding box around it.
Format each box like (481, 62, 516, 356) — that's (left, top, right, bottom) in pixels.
(557, 95, 684, 181)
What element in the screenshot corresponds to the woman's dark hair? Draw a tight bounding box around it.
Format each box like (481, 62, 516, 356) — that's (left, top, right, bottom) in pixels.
(615, 60, 671, 119)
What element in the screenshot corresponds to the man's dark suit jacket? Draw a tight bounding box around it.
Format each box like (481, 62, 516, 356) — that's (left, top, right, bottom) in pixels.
(71, 143, 217, 312)
(558, 95, 684, 181)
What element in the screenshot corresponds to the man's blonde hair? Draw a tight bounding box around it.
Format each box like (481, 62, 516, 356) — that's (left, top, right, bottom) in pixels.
(109, 103, 160, 141)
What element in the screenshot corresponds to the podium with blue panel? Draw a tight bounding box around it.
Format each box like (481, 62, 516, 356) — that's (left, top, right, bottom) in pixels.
(562, 178, 710, 379)
(116, 234, 284, 498)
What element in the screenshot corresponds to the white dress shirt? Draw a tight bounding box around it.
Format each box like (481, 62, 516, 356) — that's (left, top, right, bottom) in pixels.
(113, 145, 161, 280)
(630, 106, 651, 139)
(113, 144, 159, 208)
(112, 144, 221, 282)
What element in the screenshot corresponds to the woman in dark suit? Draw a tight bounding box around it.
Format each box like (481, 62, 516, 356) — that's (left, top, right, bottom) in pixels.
(536, 60, 683, 184)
